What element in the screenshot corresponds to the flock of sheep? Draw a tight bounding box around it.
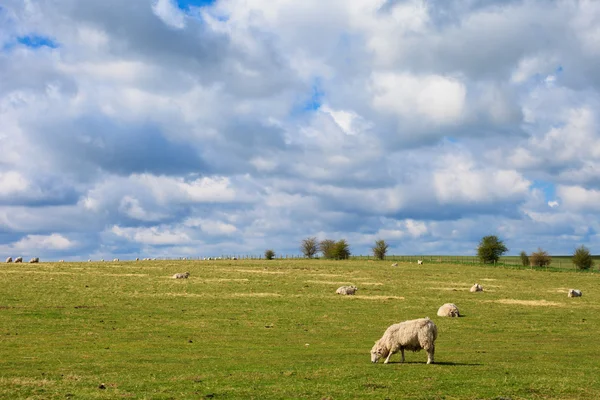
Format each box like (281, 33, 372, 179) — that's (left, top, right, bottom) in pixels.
(5, 256, 585, 364)
(340, 261, 584, 364)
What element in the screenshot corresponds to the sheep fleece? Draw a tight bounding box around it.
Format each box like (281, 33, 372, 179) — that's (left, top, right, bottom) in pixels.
(371, 318, 437, 364)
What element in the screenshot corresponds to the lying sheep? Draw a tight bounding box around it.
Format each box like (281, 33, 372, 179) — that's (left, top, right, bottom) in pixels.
(437, 303, 460, 317)
(568, 289, 582, 298)
(336, 285, 357, 295)
(113, 258, 119, 262)
(14, 257, 23, 263)
(29, 257, 39, 263)
(391, 262, 398, 267)
(172, 272, 190, 279)
(6, 257, 12, 263)
(370, 317, 437, 364)
(470, 283, 483, 292)
(417, 260, 423, 265)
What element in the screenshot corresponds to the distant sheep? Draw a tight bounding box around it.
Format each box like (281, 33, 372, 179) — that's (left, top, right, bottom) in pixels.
(370, 317, 437, 364)
(470, 283, 483, 292)
(391, 262, 398, 267)
(88, 259, 92, 262)
(29, 257, 39, 263)
(113, 258, 119, 262)
(135, 257, 139, 261)
(59, 260, 65, 263)
(417, 260, 423, 265)
(437, 303, 460, 317)
(172, 272, 190, 279)
(14, 257, 23, 263)
(6, 257, 12, 263)
(568, 289, 582, 298)
(336, 285, 357, 295)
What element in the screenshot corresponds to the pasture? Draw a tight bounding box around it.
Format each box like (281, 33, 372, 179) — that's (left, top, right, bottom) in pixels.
(1, 259, 599, 399)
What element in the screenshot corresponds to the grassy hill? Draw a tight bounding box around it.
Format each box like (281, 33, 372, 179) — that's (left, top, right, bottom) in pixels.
(1, 259, 599, 399)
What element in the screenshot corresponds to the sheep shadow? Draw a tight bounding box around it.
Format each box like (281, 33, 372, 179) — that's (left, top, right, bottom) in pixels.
(385, 361, 482, 366)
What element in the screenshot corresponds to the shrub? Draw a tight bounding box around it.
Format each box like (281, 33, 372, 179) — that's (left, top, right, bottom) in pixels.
(572, 245, 593, 270)
(372, 239, 389, 260)
(319, 239, 336, 259)
(333, 239, 351, 260)
(300, 237, 318, 259)
(520, 251, 529, 267)
(530, 248, 551, 267)
(264, 249, 276, 260)
(477, 235, 508, 264)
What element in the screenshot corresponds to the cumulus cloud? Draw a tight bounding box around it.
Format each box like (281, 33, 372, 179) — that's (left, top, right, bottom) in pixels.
(2, 0, 600, 258)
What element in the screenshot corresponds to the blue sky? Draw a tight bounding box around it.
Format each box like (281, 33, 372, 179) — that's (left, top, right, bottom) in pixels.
(1, 0, 600, 260)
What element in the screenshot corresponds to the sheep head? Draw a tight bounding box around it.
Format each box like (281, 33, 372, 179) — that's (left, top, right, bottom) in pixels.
(370, 341, 389, 363)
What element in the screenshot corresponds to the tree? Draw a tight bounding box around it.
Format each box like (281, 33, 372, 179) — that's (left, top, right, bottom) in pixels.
(372, 239, 389, 260)
(520, 251, 529, 267)
(530, 248, 551, 267)
(264, 249, 275, 260)
(300, 237, 319, 259)
(477, 235, 508, 264)
(333, 239, 351, 260)
(572, 245, 593, 270)
(319, 239, 336, 259)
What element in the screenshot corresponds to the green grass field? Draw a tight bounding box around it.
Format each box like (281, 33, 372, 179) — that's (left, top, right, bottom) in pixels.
(1, 259, 599, 399)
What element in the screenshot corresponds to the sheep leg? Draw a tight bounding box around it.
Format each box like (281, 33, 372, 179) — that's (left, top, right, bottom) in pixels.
(400, 348, 405, 363)
(426, 345, 435, 364)
(384, 346, 398, 364)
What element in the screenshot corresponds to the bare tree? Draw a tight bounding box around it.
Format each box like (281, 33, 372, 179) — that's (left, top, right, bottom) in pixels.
(301, 237, 319, 259)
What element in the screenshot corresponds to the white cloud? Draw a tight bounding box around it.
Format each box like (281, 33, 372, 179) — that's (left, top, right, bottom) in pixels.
(11, 234, 76, 251)
(111, 225, 191, 245)
(152, 0, 186, 29)
(371, 72, 466, 125)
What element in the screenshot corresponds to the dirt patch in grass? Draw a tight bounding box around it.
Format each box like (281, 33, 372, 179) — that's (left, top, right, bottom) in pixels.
(358, 282, 384, 286)
(229, 292, 282, 298)
(199, 278, 250, 283)
(0, 377, 55, 387)
(234, 269, 286, 275)
(350, 295, 404, 300)
(488, 299, 563, 307)
(305, 280, 354, 285)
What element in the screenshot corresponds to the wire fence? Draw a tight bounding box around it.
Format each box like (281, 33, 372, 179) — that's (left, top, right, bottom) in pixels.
(142, 254, 598, 272)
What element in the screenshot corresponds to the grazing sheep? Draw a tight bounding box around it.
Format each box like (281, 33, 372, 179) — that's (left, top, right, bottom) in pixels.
(417, 260, 423, 265)
(88, 259, 92, 262)
(391, 262, 398, 267)
(29, 257, 39, 263)
(59, 260, 65, 263)
(135, 257, 139, 261)
(370, 317, 437, 364)
(437, 303, 460, 317)
(6, 257, 12, 263)
(14, 257, 23, 263)
(568, 289, 582, 298)
(172, 272, 190, 279)
(336, 285, 358, 295)
(470, 283, 483, 292)
(113, 258, 119, 262)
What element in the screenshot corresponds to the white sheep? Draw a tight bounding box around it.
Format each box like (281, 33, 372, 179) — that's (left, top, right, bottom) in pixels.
(14, 257, 23, 263)
(470, 283, 483, 292)
(59, 260, 65, 263)
(6, 257, 12, 263)
(172, 272, 190, 279)
(568, 289, 582, 298)
(29, 257, 39, 263)
(391, 262, 398, 267)
(336, 285, 357, 295)
(113, 258, 119, 262)
(135, 257, 139, 261)
(437, 303, 460, 317)
(417, 260, 423, 265)
(370, 317, 437, 364)
(88, 259, 92, 262)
